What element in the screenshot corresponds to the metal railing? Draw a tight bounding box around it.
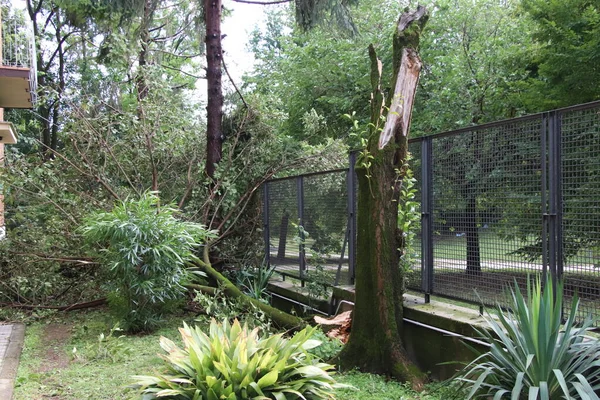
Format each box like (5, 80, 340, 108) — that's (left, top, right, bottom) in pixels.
(263, 101, 600, 323)
(1, 7, 37, 101)
(2, 8, 35, 68)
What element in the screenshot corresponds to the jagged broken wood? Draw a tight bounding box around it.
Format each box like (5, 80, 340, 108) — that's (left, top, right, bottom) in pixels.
(314, 310, 352, 343)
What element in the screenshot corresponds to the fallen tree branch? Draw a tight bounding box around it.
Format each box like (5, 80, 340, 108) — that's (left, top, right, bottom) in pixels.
(184, 283, 217, 295)
(0, 298, 107, 311)
(194, 253, 305, 330)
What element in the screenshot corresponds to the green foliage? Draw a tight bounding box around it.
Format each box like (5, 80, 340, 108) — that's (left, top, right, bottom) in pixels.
(194, 288, 274, 333)
(237, 263, 276, 303)
(132, 319, 346, 399)
(397, 165, 420, 274)
(520, 0, 600, 109)
(305, 264, 333, 305)
(414, 0, 530, 134)
(306, 329, 344, 362)
(72, 323, 132, 363)
(247, 2, 396, 143)
(81, 192, 215, 332)
(457, 278, 600, 399)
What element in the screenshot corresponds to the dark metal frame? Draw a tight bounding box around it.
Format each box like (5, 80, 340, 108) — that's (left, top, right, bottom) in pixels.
(263, 158, 358, 286)
(263, 100, 600, 321)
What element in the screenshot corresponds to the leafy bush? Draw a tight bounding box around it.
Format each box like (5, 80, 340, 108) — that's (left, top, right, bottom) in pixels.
(306, 329, 344, 362)
(133, 319, 346, 399)
(457, 278, 600, 399)
(81, 192, 215, 332)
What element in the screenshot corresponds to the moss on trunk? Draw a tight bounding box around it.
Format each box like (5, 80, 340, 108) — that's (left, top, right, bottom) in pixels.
(338, 6, 428, 388)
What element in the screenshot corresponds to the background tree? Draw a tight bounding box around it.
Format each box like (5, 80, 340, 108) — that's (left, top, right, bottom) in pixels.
(519, 0, 600, 111)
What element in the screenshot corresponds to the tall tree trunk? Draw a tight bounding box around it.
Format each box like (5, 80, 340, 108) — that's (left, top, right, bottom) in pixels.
(465, 194, 481, 274)
(465, 131, 482, 275)
(205, 0, 223, 180)
(339, 7, 428, 387)
(136, 0, 159, 191)
(136, 0, 156, 104)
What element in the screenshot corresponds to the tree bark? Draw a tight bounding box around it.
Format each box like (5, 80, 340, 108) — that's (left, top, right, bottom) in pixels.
(338, 6, 428, 388)
(276, 212, 289, 260)
(205, 0, 224, 179)
(465, 194, 481, 274)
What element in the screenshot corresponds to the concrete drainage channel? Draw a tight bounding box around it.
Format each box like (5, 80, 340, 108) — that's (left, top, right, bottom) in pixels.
(0, 324, 25, 399)
(268, 282, 491, 380)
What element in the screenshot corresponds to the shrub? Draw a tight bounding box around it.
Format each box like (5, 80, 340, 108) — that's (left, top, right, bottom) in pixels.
(81, 192, 215, 332)
(306, 329, 344, 362)
(457, 278, 600, 399)
(132, 319, 346, 399)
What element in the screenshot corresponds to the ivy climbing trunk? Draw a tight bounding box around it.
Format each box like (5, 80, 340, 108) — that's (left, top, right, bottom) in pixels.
(205, 0, 223, 180)
(339, 6, 428, 387)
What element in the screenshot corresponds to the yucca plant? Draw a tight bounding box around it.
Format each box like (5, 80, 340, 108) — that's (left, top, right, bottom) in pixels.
(238, 263, 277, 303)
(132, 319, 346, 399)
(457, 277, 600, 399)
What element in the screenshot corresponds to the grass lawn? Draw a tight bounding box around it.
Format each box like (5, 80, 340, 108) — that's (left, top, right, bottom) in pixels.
(13, 309, 455, 400)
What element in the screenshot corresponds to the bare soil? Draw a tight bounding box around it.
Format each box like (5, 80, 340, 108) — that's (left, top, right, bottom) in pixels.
(38, 323, 72, 373)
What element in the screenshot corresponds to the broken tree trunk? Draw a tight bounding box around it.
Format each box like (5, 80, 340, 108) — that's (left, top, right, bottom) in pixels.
(314, 310, 352, 343)
(338, 6, 428, 388)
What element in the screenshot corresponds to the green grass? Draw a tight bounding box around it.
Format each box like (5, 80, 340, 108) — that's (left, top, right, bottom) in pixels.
(14, 310, 193, 400)
(417, 230, 594, 265)
(13, 310, 452, 400)
(336, 372, 459, 400)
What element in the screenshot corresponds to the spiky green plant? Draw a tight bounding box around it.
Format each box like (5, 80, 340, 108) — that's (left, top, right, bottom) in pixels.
(457, 278, 600, 399)
(132, 319, 347, 399)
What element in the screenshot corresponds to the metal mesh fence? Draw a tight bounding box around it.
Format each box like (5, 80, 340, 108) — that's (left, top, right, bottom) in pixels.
(263, 101, 600, 323)
(303, 172, 351, 285)
(406, 142, 422, 291)
(264, 170, 354, 286)
(266, 178, 299, 271)
(426, 118, 544, 305)
(560, 105, 600, 321)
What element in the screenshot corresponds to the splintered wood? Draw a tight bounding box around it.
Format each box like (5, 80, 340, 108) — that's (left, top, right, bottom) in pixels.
(314, 310, 352, 344)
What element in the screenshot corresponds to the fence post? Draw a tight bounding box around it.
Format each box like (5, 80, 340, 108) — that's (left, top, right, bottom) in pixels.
(547, 111, 564, 292)
(263, 183, 270, 267)
(348, 151, 357, 284)
(421, 137, 434, 303)
(541, 114, 548, 283)
(555, 113, 564, 284)
(297, 176, 306, 281)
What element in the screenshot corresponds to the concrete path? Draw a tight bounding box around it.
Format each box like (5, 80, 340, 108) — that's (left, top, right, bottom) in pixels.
(0, 324, 25, 400)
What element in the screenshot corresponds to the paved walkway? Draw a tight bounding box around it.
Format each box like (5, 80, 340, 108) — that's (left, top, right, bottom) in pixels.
(0, 324, 25, 400)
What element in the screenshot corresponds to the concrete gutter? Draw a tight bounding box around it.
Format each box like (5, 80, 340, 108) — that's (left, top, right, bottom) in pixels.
(0, 324, 25, 399)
